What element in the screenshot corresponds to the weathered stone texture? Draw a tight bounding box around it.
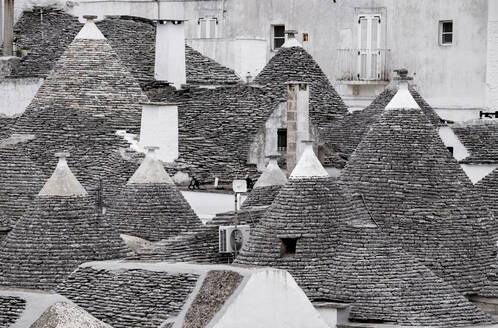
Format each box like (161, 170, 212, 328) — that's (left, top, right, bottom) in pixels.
(452, 119, 498, 164)
(106, 183, 203, 241)
(0, 144, 47, 230)
(0, 196, 129, 290)
(241, 185, 282, 208)
(235, 176, 494, 326)
(57, 267, 198, 328)
(183, 270, 243, 328)
(0, 296, 25, 327)
(328, 84, 442, 159)
(341, 108, 495, 295)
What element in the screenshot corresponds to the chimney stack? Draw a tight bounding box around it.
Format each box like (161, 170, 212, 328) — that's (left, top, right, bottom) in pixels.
(139, 102, 179, 163)
(155, 18, 187, 89)
(2, 0, 14, 56)
(282, 30, 302, 48)
(286, 82, 310, 172)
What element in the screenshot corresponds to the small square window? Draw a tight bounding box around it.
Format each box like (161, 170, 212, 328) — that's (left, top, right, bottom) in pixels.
(272, 25, 285, 50)
(303, 33, 309, 42)
(439, 21, 453, 45)
(280, 238, 297, 257)
(277, 128, 287, 152)
(199, 18, 217, 39)
(447, 146, 454, 155)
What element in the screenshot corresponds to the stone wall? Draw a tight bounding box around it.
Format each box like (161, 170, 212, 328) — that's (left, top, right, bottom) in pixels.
(57, 267, 199, 328)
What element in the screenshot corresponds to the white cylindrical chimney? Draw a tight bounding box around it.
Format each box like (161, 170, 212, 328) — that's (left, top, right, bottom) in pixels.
(286, 82, 310, 172)
(139, 102, 179, 163)
(155, 19, 187, 89)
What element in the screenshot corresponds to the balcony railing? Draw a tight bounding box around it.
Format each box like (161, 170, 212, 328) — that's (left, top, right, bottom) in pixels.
(336, 49, 391, 82)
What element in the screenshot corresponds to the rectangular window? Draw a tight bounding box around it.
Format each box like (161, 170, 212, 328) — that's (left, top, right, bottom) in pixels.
(199, 18, 217, 39)
(277, 129, 287, 152)
(280, 238, 297, 257)
(439, 20, 453, 45)
(447, 146, 454, 156)
(272, 25, 285, 50)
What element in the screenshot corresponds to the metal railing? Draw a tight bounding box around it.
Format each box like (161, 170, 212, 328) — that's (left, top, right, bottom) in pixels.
(336, 48, 391, 82)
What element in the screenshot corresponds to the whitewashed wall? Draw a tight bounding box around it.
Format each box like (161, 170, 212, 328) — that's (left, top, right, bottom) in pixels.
(0, 78, 43, 116)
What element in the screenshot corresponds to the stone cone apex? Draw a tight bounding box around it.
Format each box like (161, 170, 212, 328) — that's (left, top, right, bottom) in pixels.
(290, 141, 329, 179)
(254, 155, 288, 188)
(30, 302, 111, 328)
(38, 152, 88, 197)
(385, 80, 420, 110)
(128, 147, 174, 184)
(75, 15, 106, 40)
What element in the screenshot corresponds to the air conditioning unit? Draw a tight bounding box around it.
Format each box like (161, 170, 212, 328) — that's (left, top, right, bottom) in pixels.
(219, 225, 251, 253)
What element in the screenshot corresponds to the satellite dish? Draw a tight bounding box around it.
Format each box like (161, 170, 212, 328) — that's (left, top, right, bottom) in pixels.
(230, 228, 244, 251)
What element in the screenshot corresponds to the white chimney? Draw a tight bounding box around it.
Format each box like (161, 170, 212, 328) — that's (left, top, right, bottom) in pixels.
(282, 29, 302, 48)
(486, 1, 498, 108)
(139, 102, 179, 163)
(286, 82, 310, 172)
(155, 19, 187, 89)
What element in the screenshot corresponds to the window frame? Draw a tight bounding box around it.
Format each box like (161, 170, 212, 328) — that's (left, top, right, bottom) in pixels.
(271, 24, 286, 51)
(439, 20, 453, 46)
(198, 17, 217, 39)
(277, 128, 287, 152)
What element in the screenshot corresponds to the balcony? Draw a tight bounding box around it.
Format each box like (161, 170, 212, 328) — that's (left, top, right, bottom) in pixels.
(336, 49, 391, 84)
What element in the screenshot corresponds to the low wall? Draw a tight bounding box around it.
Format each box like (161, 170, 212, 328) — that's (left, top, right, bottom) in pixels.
(0, 77, 43, 116)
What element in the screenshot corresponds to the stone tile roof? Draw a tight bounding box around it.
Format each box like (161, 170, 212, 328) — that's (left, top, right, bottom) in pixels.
(9, 21, 146, 199)
(234, 171, 493, 326)
(183, 270, 242, 328)
(340, 106, 495, 295)
(0, 115, 17, 139)
(327, 83, 443, 158)
(56, 263, 200, 327)
(253, 45, 347, 146)
(241, 185, 282, 208)
(452, 119, 498, 164)
(10, 7, 82, 78)
(131, 207, 267, 264)
(10, 9, 241, 87)
(325, 224, 494, 326)
(30, 302, 111, 328)
(241, 156, 287, 208)
(0, 191, 129, 290)
(170, 85, 282, 182)
(0, 141, 47, 231)
(106, 150, 203, 242)
(0, 296, 25, 327)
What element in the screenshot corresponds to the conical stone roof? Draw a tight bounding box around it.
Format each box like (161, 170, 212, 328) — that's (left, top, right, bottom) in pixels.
(0, 138, 47, 231)
(11, 18, 147, 196)
(242, 155, 287, 208)
(106, 147, 202, 242)
(235, 144, 494, 326)
(0, 153, 129, 290)
(253, 43, 347, 133)
(340, 84, 495, 294)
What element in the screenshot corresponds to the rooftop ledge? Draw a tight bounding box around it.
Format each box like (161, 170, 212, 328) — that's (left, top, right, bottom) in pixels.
(312, 301, 350, 309)
(335, 80, 390, 86)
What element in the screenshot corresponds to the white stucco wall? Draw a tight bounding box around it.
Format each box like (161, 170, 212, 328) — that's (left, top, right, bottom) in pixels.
(0, 77, 43, 116)
(139, 103, 179, 162)
(460, 164, 497, 184)
(209, 269, 329, 328)
(486, 0, 498, 108)
(181, 191, 234, 222)
(438, 126, 470, 161)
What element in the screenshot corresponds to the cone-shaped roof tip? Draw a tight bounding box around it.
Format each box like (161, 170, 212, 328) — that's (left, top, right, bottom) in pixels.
(128, 146, 174, 184)
(385, 80, 420, 110)
(75, 16, 106, 40)
(254, 154, 287, 188)
(38, 152, 88, 196)
(290, 141, 329, 179)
